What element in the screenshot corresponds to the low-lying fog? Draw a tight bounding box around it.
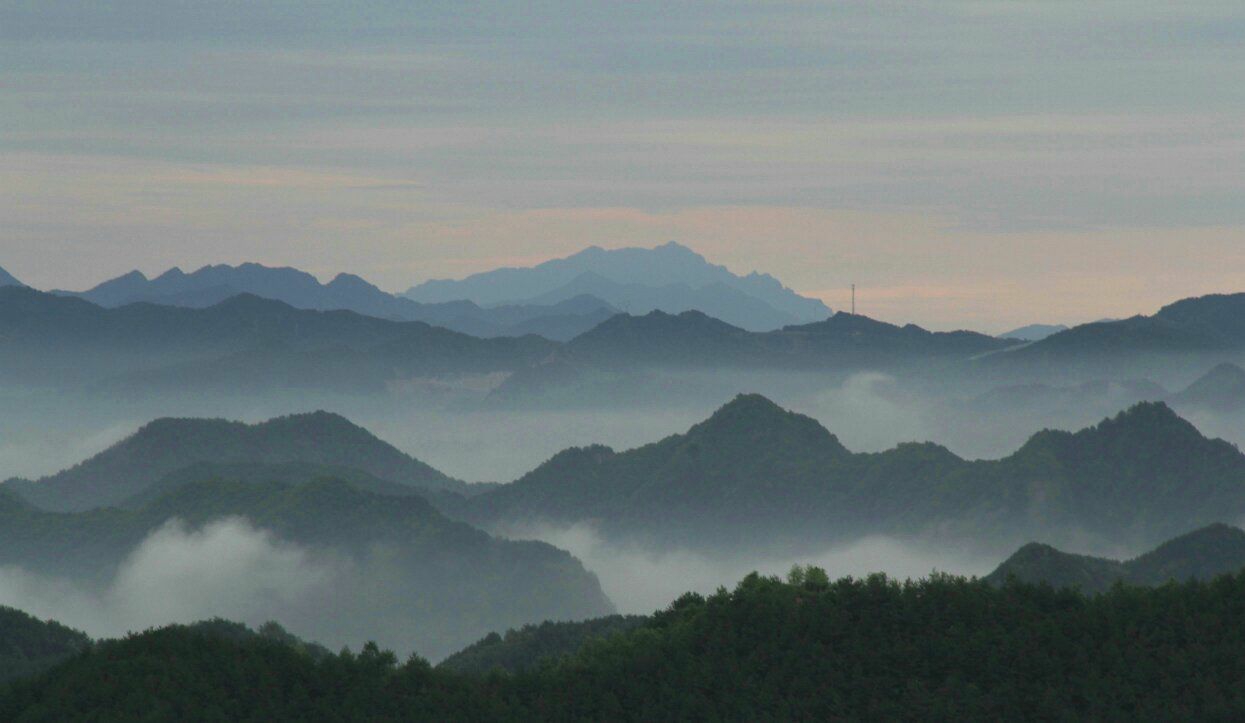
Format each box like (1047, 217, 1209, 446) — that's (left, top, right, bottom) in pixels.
(503, 523, 1002, 614)
(0, 519, 340, 644)
(0, 515, 1004, 658)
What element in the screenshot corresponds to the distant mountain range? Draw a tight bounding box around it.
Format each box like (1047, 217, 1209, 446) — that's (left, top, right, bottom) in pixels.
(46, 243, 830, 337)
(459, 395, 1245, 553)
(985, 523, 1245, 593)
(570, 309, 1015, 368)
(993, 293, 1245, 370)
(4, 411, 468, 512)
(53, 263, 616, 341)
(0, 286, 1016, 396)
(490, 311, 1020, 402)
(27, 394, 1245, 560)
(998, 323, 1068, 341)
(404, 242, 831, 331)
(0, 286, 556, 391)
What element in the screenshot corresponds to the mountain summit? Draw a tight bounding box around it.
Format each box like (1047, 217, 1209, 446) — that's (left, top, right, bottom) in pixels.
(403, 242, 830, 330)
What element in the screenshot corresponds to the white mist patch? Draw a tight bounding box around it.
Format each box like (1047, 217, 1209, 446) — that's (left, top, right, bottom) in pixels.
(0, 518, 343, 640)
(506, 523, 998, 614)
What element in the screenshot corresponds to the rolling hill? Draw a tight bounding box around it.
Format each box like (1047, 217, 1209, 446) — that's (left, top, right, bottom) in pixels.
(4, 411, 468, 512)
(985, 523, 1245, 593)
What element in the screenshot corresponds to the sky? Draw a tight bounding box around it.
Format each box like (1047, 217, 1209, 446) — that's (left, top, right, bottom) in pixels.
(3, 1, 1245, 332)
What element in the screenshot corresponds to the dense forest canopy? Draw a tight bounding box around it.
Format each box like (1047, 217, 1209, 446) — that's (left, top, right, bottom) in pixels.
(9, 570, 1245, 719)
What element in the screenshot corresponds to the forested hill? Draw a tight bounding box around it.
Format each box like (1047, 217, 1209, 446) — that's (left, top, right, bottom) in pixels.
(438, 615, 646, 675)
(11, 570, 1245, 719)
(986, 523, 1245, 593)
(0, 607, 89, 684)
(5, 410, 465, 512)
(461, 395, 1245, 553)
(0, 476, 612, 659)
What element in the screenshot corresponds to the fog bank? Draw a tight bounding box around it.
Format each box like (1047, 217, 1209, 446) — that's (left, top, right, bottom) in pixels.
(507, 523, 1000, 614)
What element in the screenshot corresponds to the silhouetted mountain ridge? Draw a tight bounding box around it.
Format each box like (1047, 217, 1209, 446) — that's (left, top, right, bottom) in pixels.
(461, 397, 1245, 552)
(0, 286, 556, 389)
(996, 292, 1245, 369)
(404, 242, 830, 330)
(56, 263, 618, 341)
(4, 410, 465, 512)
(986, 524, 1245, 593)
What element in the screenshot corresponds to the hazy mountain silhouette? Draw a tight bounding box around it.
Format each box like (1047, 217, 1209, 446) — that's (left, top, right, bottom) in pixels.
(403, 242, 830, 330)
(489, 310, 1018, 401)
(996, 293, 1245, 367)
(0, 266, 23, 287)
(563, 310, 768, 367)
(461, 397, 1245, 552)
(1169, 362, 1245, 413)
(998, 323, 1068, 341)
(986, 523, 1245, 593)
(5, 411, 467, 512)
(0, 287, 556, 389)
(56, 263, 617, 341)
(521, 272, 803, 330)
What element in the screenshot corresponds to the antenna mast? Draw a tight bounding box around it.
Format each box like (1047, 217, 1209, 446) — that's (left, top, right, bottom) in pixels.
(851, 284, 856, 315)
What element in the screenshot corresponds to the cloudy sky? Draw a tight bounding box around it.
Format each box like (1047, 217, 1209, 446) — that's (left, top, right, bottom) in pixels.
(4, 1, 1244, 331)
